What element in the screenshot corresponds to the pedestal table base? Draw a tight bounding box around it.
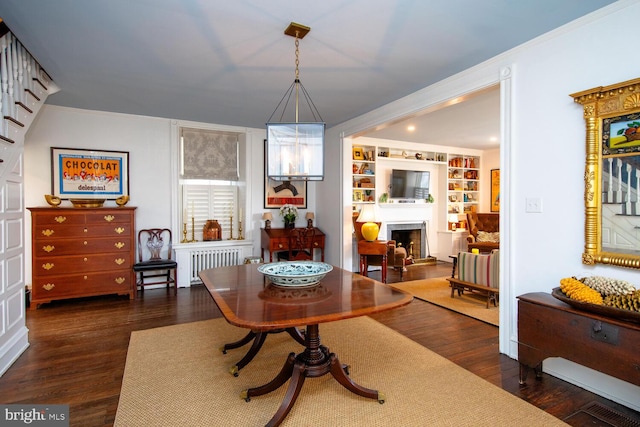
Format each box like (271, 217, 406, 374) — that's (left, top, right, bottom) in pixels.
(221, 328, 305, 376)
(241, 324, 384, 427)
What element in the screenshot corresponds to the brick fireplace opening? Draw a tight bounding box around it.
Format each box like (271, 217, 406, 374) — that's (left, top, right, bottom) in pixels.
(387, 222, 429, 260)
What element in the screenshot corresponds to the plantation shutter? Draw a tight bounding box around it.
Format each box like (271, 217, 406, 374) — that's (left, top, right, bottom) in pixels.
(185, 185, 237, 240)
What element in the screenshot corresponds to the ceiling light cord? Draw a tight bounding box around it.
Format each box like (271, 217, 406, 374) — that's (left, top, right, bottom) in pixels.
(295, 34, 300, 123)
(266, 31, 323, 124)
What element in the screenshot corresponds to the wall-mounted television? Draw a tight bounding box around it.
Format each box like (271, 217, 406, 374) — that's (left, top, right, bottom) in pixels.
(390, 169, 430, 199)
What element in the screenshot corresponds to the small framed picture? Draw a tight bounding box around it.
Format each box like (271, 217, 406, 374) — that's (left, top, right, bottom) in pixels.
(352, 147, 365, 160)
(353, 189, 363, 202)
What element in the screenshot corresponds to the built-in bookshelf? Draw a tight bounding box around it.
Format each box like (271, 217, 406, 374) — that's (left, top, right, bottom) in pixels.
(350, 141, 483, 234)
(447, 154, 480, 229)
(352, 145, 377, 206)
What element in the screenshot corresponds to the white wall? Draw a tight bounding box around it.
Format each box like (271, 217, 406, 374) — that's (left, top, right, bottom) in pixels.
(325, 0, 640, 411)
(497, 3, 640, 408)
(24, 105, 318, 285)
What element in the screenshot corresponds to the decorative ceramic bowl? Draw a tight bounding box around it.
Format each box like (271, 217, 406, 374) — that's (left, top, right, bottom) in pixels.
(258, 261, 333, 288)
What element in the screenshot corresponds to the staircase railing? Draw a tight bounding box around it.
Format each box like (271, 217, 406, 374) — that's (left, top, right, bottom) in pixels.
(602, 157, 640, 251)
(603, 157, 640, 214)
(1, 21, 53, 131)
(0, 19, 56, 377)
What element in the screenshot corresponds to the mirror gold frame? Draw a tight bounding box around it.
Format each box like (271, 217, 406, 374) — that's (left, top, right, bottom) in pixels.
(571, 77, 640, 269)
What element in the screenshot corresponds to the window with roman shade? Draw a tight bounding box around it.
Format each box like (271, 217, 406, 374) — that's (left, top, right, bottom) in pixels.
(180, 128, 242, 240)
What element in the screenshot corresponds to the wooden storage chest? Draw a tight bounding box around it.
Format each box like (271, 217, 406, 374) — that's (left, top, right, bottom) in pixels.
(518, 292, 640, 386)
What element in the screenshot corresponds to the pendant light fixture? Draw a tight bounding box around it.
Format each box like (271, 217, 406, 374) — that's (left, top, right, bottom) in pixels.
(266, 22, 325, 181)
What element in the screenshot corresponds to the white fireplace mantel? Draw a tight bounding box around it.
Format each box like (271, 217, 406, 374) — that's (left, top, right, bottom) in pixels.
(377, 202, 433, 223)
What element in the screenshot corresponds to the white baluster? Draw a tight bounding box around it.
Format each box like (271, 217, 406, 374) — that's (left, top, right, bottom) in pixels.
(34, 60, 43, 95)
(11, 36, 21, 108)
(16, 41, 24, 106)
(625, 163, 632, 214)
(606, 158, 613, 204)
(0, 35, 7, 138)
(6, 33, 15, 120)
(615, 158, 623, 204)
(635, 167, 640, 216)
(24, 49, 33, 95)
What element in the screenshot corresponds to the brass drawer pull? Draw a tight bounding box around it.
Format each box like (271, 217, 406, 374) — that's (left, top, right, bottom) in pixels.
(43, 245, 55, 252)
(115, 277, 125, 284)
(54, 216, 67, 223)
(42, 283, 55, 291)
(42, 229, 54, 237)
(104, 215, 115, 222)
(115, 258, 125, 265)
(115, 227, 125, 234)
(42, 263, 54, 270)
(115, 242, 125, 249)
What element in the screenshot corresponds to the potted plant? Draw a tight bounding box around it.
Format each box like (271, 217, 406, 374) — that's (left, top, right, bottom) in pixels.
(279, 204, 298, 229)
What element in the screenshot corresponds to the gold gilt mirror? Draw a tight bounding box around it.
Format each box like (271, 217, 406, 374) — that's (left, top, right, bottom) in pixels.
(571, 78, 640, 269)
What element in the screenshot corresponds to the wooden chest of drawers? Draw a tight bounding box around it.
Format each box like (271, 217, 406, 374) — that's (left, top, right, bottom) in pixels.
(28, 207, 136, 308)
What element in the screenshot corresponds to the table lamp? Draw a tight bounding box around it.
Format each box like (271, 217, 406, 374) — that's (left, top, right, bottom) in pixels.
(305, 212, 314, 227)
(262, 212, 273, 230)
(357, 204, 379, 241)
(449, 214, 459, 231)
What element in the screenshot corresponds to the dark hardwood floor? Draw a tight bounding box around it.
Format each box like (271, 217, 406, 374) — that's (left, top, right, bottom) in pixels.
(1, 261, 638, 426)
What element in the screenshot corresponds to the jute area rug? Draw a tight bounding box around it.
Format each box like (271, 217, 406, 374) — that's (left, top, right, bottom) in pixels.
(115, 317, 565, 426)
(390, 276, 499, 326)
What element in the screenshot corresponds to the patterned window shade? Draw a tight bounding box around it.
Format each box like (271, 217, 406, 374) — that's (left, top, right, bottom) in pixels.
(181, 128, 239, 181)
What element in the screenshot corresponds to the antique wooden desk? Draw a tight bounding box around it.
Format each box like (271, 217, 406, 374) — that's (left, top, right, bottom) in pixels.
(517, 292, 640, 386)
(199, 264, 412, 427)
(261, 227, 325, 262)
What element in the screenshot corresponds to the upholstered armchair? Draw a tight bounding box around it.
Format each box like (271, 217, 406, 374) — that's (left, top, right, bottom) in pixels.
(466, 212, 499, 253)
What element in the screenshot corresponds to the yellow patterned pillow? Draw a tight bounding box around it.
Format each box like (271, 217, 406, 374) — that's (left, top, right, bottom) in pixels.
(477, 231, 499, 243)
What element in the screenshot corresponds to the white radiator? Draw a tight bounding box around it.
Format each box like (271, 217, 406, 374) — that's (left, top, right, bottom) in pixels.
(190, 248, 243, 283)
(174, 241, 254, 286)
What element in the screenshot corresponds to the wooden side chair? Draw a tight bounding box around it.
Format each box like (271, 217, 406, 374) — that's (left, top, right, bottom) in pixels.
(278, 227, 316, 261)
(133, 228, 178, 295)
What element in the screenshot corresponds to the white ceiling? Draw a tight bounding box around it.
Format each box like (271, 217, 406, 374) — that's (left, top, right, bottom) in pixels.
(362, 85, 501, 150)
(0, 0, 615, 149)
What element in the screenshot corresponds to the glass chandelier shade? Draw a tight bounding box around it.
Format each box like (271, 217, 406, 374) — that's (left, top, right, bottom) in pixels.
(266, 22, 325, 181)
